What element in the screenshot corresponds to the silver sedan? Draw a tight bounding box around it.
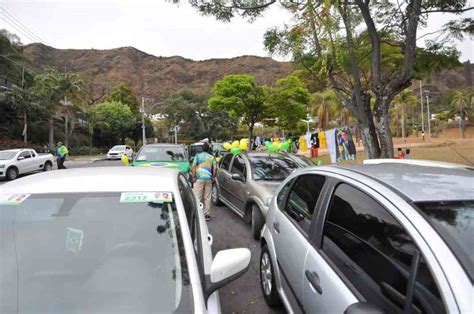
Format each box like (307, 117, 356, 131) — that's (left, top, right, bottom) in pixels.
(260, 160, 473, 313)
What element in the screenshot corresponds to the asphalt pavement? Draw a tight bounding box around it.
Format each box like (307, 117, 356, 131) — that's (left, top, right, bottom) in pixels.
(0, 159, 286, 313)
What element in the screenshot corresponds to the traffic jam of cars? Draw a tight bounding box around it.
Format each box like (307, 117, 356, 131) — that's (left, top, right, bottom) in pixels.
(0, 143, 473, 313)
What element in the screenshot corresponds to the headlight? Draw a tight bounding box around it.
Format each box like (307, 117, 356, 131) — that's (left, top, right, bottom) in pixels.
(0, 165, 5, 168)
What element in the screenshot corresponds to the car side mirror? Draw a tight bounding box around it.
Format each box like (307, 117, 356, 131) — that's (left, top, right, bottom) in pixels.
(231, 173, 245, 183)
(205, 248, 251, 301)
(344, 302, 384, 314)
(17, 156, 25, 161)
(286, 205, 305, 222)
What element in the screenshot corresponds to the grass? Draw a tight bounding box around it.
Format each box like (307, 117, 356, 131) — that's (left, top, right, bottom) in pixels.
(311, 141, 474, 166)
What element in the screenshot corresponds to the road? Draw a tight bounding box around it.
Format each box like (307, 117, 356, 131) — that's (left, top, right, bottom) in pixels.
(0, 159, 286, 314)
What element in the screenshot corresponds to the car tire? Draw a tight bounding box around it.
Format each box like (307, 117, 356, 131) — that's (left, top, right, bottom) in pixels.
(211, 183, 222, 206)
(260, 245, 282, 307)
(43, 161, 53, 171)
(6, 167, 19, 181)
(251, 205, 264, 240)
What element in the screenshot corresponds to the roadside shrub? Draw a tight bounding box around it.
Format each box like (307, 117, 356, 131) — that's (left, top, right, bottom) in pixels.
(69, 146, 104, 156)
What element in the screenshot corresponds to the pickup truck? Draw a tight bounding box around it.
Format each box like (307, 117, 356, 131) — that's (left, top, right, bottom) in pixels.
(0, 148, 55, 181)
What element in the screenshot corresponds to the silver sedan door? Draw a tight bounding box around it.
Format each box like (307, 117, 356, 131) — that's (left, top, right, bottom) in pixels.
(271, 174, 327, 311)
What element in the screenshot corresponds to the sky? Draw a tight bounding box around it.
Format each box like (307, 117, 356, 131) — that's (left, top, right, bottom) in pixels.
(1, 0, 473, 62)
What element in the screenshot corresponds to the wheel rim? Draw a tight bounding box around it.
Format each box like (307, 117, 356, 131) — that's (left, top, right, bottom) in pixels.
(8, 169, 17, 179)
(212, 185, 218, 202)
(261, 252, 272, 296)
(45, 164, 52, 171)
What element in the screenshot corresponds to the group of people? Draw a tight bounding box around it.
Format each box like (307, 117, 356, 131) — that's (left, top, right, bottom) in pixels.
(43, 141, 69, 170)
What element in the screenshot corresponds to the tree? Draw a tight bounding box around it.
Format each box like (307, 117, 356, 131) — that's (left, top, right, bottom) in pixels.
(268, 75, 309, 132)
(162, 89, 238, 141)
(392, 89, 418, 139)
(181, 0, 472, 158)
(451, 90, 471, 138)
(33, 69, 83, 147)
(107, 83, 140, 113)
(209, 75, 269, 148)
(88, 101, 135, 146)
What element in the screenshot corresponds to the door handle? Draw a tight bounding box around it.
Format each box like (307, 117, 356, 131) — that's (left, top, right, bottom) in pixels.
(273, 222, 280, 233)
(305, 270, 322, 294)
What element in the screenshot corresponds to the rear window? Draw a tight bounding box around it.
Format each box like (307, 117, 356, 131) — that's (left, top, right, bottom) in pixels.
(0, 192, 192, 313)
(136, 146, 186, 161)
(416, 200, 474, 280)
(249, 155, 299, 181)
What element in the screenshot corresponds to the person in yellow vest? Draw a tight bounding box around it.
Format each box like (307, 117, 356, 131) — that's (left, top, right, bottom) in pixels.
(56, 141, 69, 169)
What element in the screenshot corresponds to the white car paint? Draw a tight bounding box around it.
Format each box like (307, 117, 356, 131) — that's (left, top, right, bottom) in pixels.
(107, 145, 133, 160)
(0, 167, 250, 313)
(0, 149, 55, 180)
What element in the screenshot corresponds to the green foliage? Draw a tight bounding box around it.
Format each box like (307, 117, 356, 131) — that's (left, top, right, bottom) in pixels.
(268, 76, 309, 131)
(209, 74, 269, 128)
(162, 89, 238, 141)
(88, 101, 135, 145)
(107, 83, 140, 113)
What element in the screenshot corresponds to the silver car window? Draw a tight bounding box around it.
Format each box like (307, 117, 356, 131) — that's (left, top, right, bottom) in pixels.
(322, 184, 444, 313)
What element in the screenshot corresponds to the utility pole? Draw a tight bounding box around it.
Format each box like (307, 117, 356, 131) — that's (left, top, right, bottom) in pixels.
(419, 81, 424, 134)
(141, 97, 146, 146)
(426, 93, 431, 136)
(21, 66, 27, 143)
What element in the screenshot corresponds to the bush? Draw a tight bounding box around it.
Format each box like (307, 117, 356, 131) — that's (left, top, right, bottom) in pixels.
(69, 146, 104, 156)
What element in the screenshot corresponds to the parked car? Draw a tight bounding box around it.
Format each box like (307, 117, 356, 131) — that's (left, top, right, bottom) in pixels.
(260, 160, 473, 313)
(0, 148, 55, 181)
(0, 167, 251, 313)
(107, 145, 133, 160)
(130, 144, 191, 175)
(280, 151, 316, 167)
(213, 152, 305, 239)
(188, 142, 204, 163)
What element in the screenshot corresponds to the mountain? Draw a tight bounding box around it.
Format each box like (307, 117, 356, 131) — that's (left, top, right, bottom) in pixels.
(22, 43, 293, 104)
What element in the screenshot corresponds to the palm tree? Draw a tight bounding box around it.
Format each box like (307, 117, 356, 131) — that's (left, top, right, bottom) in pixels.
(451, 90, 470, 139)
(33, 69, 83, 147)
(311, 89, 342, 130)
(393, 89, 417, 139)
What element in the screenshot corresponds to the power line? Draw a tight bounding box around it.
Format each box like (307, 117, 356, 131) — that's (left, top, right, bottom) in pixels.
(0, 7, 47, 44)
(0, 8, 49, 45)
(0, 16, 39, 44)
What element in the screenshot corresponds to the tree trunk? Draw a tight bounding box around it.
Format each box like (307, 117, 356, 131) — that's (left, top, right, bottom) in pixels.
(351, 95, 381, 159)
(64, 114, 69, 147)
(375, 97, 395, 158)
(248, 123, 254, 151)
(49, 118, 54, 149)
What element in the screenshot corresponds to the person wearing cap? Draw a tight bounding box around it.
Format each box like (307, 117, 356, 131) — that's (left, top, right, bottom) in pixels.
(56, 141, 69, 169)
(191, 142, 217, 221)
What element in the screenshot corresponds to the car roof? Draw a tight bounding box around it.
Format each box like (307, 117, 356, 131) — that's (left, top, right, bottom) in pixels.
(143, 144, 183, 147)
(0, 149, 21, 152)
(242, 151, 286, 157)
(0, 167, 181, 195)
(340, 163, 474, 202)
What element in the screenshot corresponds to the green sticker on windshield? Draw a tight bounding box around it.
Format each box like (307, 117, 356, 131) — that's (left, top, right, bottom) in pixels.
(120, 192, 172, 204)
(0, 194, 31, 205)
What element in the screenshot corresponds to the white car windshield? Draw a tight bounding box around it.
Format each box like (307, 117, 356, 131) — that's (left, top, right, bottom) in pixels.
(0, 192, 192, 313)
(111, 145, 126, 151)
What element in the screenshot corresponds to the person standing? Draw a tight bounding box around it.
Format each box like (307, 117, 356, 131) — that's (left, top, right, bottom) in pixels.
(56, 141, 69, 169)
(191, 142, 217, 221)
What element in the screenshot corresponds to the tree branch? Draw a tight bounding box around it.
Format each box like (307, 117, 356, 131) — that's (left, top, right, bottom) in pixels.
(420, 7, 474, 14)
(231, 0, 276, 10)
